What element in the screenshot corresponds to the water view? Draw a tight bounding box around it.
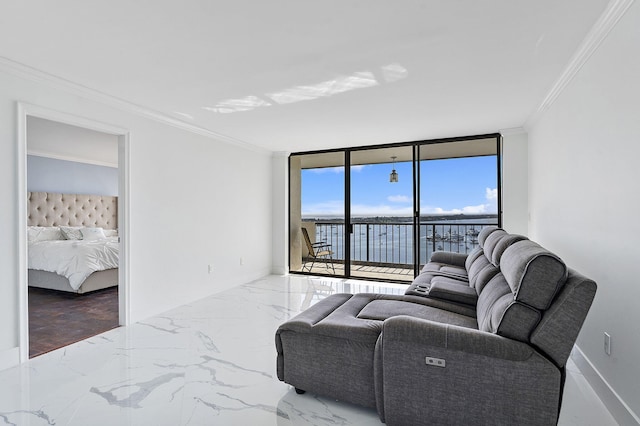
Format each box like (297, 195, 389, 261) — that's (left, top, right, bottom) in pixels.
(304, 214, 498, 267)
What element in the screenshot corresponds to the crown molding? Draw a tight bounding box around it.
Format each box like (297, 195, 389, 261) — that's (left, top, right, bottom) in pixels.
(525, 0, 635, 129)
(0, 56, 269, 153)
(499, 127, 527, 136)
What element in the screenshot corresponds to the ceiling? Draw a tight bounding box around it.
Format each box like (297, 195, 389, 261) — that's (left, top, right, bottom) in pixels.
(0, 1, 609, 153)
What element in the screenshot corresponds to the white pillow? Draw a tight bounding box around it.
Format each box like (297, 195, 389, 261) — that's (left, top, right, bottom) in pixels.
(59, 226, 84, 240)
(103, 229, 119, 238)
(27, 226, 63, 243)
(81, 227, 107, 241)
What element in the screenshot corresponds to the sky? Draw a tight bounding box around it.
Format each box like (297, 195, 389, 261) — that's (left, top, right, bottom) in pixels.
(301, 155, 497, 217)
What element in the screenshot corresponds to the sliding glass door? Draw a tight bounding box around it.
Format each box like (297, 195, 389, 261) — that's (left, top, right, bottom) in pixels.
(349, 146, 415, 282)
(289, 134, 501, 282)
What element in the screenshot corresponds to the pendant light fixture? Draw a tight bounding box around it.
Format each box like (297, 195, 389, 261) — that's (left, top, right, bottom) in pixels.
(389, 156, 398, 183)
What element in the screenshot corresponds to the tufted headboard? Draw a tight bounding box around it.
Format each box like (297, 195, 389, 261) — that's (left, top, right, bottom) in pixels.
(28, 191, 118, 229)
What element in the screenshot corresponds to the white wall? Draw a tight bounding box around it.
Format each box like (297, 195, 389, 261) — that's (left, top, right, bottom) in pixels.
(528, 1, 640, 420)
(27, 155, 119, 196)
(271, 153, 289, 275)
(500, 130, 528, 235)
(0, 68, 273, 364)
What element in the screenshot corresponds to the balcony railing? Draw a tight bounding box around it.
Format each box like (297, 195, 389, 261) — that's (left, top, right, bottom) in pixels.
(311, 220, 497, 267)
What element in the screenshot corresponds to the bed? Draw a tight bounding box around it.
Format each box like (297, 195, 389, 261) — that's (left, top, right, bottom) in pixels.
(27, 191, 119, 294)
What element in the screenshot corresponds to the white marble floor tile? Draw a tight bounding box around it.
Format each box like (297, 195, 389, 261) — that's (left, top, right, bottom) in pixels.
(0, 275, 618, 425)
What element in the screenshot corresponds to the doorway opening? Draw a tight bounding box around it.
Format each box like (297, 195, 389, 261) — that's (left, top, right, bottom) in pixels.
(17, 104, 130, 361)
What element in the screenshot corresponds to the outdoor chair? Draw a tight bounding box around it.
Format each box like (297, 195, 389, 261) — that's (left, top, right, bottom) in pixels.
(301, 227, 335, 274)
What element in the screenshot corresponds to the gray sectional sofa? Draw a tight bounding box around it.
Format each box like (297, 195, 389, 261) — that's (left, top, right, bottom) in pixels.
(276, 226, 597, 425)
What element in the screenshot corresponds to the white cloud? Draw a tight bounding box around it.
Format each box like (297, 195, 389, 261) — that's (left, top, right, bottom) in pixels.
(387, 195, 411, 203)
(305, 165, 367, 174)
(351, 204, 413, 217)
(421, 204, 491, 215)
(421, 188, 498, 215)
(301, 200, 344, 216)
(303, 187, 498, 217)
(486, 187, 497, 200)
(307, 166, 345, 174)
(303, 202, 414, 217)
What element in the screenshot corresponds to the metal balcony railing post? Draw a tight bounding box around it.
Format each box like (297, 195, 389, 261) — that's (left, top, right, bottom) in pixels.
(366, 223, 370, 262)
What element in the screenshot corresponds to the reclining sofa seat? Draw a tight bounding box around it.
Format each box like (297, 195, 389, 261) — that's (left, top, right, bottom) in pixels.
(275, 227, 597, 426)
(406, 226, 527, 304)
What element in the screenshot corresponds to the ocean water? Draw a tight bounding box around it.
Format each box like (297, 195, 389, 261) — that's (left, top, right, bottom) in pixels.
(309, 216, 498, 266)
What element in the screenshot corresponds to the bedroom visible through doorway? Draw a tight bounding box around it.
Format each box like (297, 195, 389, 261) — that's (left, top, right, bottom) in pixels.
(23, 113, 126, 358)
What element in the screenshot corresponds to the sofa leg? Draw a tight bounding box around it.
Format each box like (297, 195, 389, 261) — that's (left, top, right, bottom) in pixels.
(295, 388, 306, 395)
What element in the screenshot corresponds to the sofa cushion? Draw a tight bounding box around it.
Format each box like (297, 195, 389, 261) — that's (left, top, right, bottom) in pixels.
(482, 229, 508, 265)
(476, 273, 541, 341)
(357, 300, 477, 328)
(477, 225, 501, 247)
(428, 251, 468, 268)
(471, 264, 500, 294)
(421, 262, 468, 278)
(464, 247, 484, 272)
(467, 253, 499, 291)
(501, 240, 568, 310)
(490, 234, 528, 266)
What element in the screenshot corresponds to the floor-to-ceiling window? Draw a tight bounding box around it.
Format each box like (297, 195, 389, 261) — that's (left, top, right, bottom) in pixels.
(417, 137, 500, 269)
(289, 134, 501, 282)
(289, 151, 346, 276)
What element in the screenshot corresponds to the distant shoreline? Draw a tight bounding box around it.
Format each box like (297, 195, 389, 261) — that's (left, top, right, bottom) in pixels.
(302, 213, 498, 222)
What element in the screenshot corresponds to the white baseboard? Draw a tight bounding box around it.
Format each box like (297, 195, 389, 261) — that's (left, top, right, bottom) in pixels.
(0, 347, 20, 372)
(572, 346, 640, 426)
(271, 266, 288, 275)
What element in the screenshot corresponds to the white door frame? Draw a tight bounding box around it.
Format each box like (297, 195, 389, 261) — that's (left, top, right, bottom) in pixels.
(16, 102, 131, 362)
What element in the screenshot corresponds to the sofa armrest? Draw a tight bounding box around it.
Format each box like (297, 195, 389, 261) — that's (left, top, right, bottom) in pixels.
(382, 315, 532, 360)
(379, 316, 562, 426)
(429, 251, 468, 268)
(427, 281, 478, 307)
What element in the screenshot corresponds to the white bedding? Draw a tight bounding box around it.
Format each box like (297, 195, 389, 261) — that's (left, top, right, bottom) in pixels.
(28, 237, 119, 290)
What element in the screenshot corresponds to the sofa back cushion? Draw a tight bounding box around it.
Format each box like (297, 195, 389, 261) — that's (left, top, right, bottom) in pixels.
(500, 240, 568, 310)
(467, 255, 499, 294)
(466, 228, 527, 295)
(476, 273, 542, 341)
(464, 247, 484, 272)
(477, 225, 500, 248)
(482, 229, 508, 265)
(489, 234, 528, 266)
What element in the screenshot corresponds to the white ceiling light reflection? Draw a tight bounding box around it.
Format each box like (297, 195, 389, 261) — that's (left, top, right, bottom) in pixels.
(203, 96, 272, 114)
(173, 111, 195, 120)
(204, 63, 408, 114)
(266, 71, 378, 105)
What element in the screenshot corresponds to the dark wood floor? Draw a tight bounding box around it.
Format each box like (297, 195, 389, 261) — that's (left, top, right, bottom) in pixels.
(29, 286, 119, 358)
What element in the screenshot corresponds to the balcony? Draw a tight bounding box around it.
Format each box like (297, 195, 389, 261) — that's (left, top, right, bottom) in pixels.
(296, 220, 497, 281)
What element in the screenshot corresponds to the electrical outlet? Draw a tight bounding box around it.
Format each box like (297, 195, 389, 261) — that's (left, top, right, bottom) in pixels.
(208, 264, 213, 274)
(425, 357, 446, 368)
(604, 332, 611, 356)
(240, 257, 244, 266)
